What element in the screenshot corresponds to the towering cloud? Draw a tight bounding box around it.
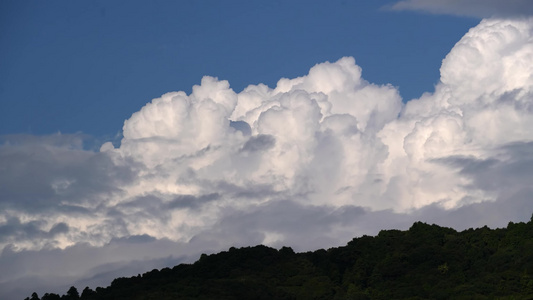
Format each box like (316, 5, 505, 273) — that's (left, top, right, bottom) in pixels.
(379, 17, 533, 209)
(1, 17, 533, 300)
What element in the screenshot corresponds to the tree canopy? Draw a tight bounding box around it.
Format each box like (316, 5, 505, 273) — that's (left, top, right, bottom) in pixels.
(25, 216, 533, 299)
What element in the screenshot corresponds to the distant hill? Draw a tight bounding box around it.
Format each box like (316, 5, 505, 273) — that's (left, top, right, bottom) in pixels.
(26, 216, 533, 300)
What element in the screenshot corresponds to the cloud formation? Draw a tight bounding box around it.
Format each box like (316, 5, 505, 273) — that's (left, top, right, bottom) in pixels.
(389, 0, 533, 18)
(1, 17, 533, 299)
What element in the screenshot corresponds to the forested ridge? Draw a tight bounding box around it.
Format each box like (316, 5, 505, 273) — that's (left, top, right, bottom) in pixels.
(26, 216, 533, 300)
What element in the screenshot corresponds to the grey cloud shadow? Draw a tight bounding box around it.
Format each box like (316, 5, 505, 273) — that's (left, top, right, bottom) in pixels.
(431, 141, 533, 193)
(0, 217, 69, 244)
(0, 134, 138, 214)
(240, 134, 276, 153)
(230, 120, 252, 136)
(167, 193, 220, 210)
(214, 181, 281, 200)
(112, 192, 221, 224)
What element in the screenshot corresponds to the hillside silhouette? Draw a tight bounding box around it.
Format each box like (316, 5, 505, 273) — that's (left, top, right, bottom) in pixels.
(26, 216, 533, 300)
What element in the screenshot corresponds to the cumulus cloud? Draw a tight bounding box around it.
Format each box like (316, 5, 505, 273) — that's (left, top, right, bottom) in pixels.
(2, 17, 533, 300)
(388, 0, 533, 18)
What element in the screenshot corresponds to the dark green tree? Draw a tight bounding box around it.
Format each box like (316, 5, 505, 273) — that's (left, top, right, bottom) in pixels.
(30, 292, 40, 300)
(61, 286, 79, 300)
(41, 293, 61, 300)
(24, 215, 533, 300)
(80, 287, 96, 300)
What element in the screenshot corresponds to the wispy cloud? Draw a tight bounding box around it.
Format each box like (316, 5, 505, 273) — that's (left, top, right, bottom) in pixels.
(387, 0, 533, 18)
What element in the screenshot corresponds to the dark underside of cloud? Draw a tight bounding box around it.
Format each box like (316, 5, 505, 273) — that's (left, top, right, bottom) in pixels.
(2, 189, 531, 299)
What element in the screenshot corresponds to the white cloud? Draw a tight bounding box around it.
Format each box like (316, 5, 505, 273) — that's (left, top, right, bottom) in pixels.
(389, 0, 533, 18)
(2, 17, 533, 300)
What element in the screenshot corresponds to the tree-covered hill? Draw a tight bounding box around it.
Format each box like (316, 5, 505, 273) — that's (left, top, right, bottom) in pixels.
(26, 216, 533, 300)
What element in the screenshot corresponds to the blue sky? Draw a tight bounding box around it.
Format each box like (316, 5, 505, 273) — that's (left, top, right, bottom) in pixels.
(2, 1, 533, 299)
(1, 0, 477, 137)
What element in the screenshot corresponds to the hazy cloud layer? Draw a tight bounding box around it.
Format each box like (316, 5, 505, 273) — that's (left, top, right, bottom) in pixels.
(389, 0, 533, 18)
(1, 17, 533, 299)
